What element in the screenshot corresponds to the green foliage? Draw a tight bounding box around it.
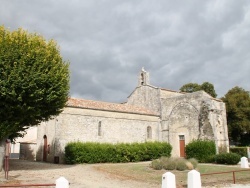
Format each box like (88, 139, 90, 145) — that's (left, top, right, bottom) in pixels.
(185, 140, 216, 163)
(230, 147, 248, 157)
(180, 83, 201, 93)
(214, 153, 241, 165)
(204, 155, 216, 163)
(221, 86, 250, 144)
(0, 26, 69, 139)
(64, 141, 172, 164)
(179, 82, 217, 98)
(200, 82, 217, 98)
(188, 158, 198, 168)
(151, 159, 162, 170)
(151, 157, 197, 171)
(175, 158, 189, 171)
(161, 157, 176, 170)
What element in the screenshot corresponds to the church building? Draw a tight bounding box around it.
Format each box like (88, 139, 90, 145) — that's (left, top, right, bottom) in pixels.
(36, 69, 229, 163)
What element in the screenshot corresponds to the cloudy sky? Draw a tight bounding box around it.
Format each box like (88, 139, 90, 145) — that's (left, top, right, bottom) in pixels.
(1, 0, 249, 103)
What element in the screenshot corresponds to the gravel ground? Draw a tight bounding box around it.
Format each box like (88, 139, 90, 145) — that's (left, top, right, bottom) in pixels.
(0, 160, 158, 188)
(0, 160, 249, 188)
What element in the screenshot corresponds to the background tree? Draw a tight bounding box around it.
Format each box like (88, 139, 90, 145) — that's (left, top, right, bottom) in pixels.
(221, 87, 250, 145)
(179, 83, 201, 93)
(0, 26, 69, 164)
(200, 82, 217, 98)
(180, 82, 217, 98)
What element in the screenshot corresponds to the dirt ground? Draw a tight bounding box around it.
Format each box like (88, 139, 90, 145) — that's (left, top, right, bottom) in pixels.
(0, 160, 249, 188)
(0, 160, 160, 188)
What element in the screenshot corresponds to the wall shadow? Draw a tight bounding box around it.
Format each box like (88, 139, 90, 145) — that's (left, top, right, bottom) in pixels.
(9, 159, 75, 171)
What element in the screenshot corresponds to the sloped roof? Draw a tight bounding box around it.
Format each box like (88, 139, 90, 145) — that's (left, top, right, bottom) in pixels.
(67, 98, 158, 116)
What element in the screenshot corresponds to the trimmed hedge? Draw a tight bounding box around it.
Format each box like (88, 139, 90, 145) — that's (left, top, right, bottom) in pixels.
(214, 153, 241, 165)
(185, 140, 216, 163)
(230, 147, 248, 157)
(64, 141, 172, 164)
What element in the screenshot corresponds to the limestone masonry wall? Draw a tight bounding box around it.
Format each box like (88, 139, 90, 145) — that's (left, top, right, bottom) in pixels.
(126, 85, 161, 115)
(37, 107, 160, 163)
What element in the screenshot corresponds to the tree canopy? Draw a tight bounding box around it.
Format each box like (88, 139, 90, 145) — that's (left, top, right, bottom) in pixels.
(0, 26, 70, 139)
(179, 83, 201, 93)
(221, 86, 250, 145)
(200, 82, 217, 98)
(179, 82, 217, 98)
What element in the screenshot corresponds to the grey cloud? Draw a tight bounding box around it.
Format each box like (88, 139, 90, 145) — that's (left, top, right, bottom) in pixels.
(1, 0, 250, 102)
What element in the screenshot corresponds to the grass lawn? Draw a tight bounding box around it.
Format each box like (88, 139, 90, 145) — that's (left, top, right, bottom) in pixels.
(93, 162, 250, 187)
(198, 164, 250, 186)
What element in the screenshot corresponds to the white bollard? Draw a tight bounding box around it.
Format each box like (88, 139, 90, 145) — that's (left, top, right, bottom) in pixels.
(56, 177, 69, 188)
(241, 157, 249, 168)
(162, 172, 176, 188)
(187, 170, 201, 188)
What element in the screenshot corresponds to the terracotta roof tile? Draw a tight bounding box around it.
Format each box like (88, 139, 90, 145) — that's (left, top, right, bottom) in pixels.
(67, 98, 158, 116)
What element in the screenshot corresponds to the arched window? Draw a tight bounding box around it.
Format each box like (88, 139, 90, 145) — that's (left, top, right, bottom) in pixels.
(98, 121, 102, 136)
(147, 126, 152, 139)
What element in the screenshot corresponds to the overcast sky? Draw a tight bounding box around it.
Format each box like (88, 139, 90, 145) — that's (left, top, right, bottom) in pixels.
(1, 0, 249, 103)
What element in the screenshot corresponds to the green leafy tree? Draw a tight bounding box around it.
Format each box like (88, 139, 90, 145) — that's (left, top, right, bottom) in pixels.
(221, 87, 250, 145)
(0, 26, 70, 140)
(201, 82, 217, 98)
(179, 83, 201, 93)
(180, 82, 217, 98)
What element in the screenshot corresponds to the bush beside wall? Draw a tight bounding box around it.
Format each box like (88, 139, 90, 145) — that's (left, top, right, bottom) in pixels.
(214, 153, 241, 165)
(64, 141, 172, 164)
(230, 147, 248, 157)
(185, 140, 216, 163)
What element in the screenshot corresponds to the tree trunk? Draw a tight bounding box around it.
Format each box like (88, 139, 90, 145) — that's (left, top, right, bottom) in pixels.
(0, 138, 6, 172)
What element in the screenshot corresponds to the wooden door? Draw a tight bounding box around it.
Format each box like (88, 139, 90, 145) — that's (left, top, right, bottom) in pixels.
(179, 135, 185, 157)
(43, 135, 47, 162)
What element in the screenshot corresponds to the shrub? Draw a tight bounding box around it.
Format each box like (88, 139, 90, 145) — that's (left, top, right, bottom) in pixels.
(188, 158, 198, 169)
(151, 159, 162, 170)
(151, 157, 198, 171)
(185, 140, 216, 163)
(204, 155, 216, 163)
(230, 147, 248, 157)
(214, 153, 241, 165)
(176, 158, 189, 171)
(64, 141, 172, 164)
(161, 157, 176, 170)
(185, 161, 194, 170)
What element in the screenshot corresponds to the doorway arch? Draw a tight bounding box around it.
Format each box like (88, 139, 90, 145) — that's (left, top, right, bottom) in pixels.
(43, 135, 47, 162)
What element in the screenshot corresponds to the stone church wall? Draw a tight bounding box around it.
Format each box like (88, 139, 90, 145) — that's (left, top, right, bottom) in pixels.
(160, 89, 183, 98)
(36, 118, 57, 162)
(161, 91, 229, 156)
(202, 99, 229, 153)
(36, 107, 160, 163)
(126, 85, 161, 115)
(126, 81, 229, 157)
